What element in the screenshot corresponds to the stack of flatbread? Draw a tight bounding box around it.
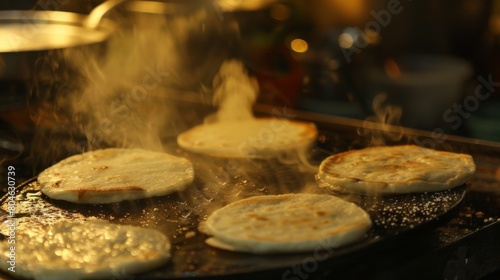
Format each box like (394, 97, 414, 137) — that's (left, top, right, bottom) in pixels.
(316, 145, 476, 195)
(37, 148, 194, 204)
(200, 193, 372, 254)
(177, 118, 318, 158)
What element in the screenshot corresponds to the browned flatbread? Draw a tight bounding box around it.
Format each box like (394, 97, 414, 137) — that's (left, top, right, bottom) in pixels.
(200, 193, 372, 254)
(177, 118, 318, 158)
(316, 145, 476, 195)
(0, 220, 170, 280)
(38, 148, 194, 204)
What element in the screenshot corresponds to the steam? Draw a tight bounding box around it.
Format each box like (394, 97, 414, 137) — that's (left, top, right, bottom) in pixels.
(205, 60, 259, 123)
(32, 10, 214, 159)
(70, 11, 213, 152)
(357, 94, 405, 146)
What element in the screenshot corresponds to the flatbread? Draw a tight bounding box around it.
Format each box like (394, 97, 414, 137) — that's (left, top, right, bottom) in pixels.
(38, 148, 194, 204)
(200, 193, 372, 254)
(0, 220, 170, 280)
(316, 145, 476, 195)
(177, 118, 318, 158)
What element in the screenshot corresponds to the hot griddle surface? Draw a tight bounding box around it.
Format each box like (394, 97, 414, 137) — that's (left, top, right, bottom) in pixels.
(0, 170, 465, 279)
(1, 107, 498, 279)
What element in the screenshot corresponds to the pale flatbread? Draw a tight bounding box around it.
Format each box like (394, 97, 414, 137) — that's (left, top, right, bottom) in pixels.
(200, 194, 372, 254)
(0, 220, 170, 280)
(177, 118, 318, 158)
(316, 145, 476, 195)
(38, 148, 194, 204)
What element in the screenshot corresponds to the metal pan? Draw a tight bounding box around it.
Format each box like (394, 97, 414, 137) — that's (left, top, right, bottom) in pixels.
(0, 0, 125, 81)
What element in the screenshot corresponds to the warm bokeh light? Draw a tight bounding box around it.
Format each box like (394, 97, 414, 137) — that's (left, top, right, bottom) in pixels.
(290, 38, 308, 53)
(338, 32, 354, 48)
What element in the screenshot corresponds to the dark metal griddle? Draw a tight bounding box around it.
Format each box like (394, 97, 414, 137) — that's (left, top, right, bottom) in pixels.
(0, 172, 465, 280)
(1, 107, 499, 279)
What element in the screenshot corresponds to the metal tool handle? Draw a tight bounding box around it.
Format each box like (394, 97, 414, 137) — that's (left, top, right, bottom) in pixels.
(84, 0, 127, 29)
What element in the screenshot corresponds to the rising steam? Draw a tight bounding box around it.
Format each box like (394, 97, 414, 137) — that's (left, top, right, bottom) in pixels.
(358, 94, 405, 146)
(69, 11, 213, 152)
(205, 60, 259, 123)
(32, 9, 216, 161)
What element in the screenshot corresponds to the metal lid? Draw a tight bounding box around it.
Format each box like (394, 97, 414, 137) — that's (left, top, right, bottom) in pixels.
(0, 10, 115, 53)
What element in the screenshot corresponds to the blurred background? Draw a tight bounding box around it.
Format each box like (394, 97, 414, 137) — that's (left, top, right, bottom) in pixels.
(1, 0, 500, 179)
(3, 0, 499, 133)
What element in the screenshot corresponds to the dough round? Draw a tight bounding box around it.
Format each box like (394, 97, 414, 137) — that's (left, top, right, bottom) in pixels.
(0, 220, 170, 280)
(316, 145, 476, 195)
(201, 193, 372, 254)
(38, 148, 194, 204)
(177, 118, 318, 158)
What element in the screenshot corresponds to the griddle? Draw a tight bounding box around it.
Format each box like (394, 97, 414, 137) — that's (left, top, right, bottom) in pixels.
(1, 107, 499, 280)
(0, 172, 465, 279)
